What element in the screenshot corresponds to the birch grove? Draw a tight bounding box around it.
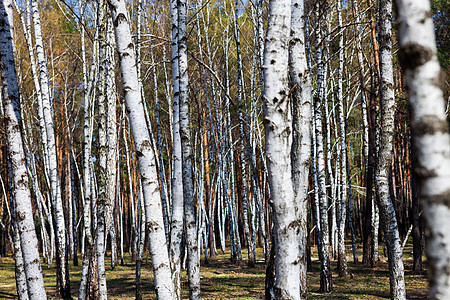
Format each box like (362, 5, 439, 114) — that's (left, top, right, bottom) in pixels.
(1, 0, 449, 298)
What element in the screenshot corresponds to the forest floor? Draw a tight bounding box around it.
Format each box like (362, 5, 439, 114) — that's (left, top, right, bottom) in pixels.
(0, 241, 429, 299)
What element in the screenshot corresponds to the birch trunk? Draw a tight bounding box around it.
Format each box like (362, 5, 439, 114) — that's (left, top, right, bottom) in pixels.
(106, 14, 118, 270)
(170, 0, 184, 295)
(31, 0, 69, 295)
(289, 0, 312, 295)
(376, 1, 406, 299)
(396, 0, 450, 297)
(262, 0, 301, 297)
(79, 14, 97, 299)
(96, 0, 108, 297)
(178, 0, 201, 295)
(336, 0, 348, 277)
(0, 0, 47, 297)
(11, 197, 29, 300)
(106, 12, 118, 242)
(234, 0, 253, 266)
(314, 10, 332, 291)
(107, 0, 175, 298)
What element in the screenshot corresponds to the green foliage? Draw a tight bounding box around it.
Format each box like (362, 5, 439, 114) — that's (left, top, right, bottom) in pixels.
(432, 0, 450, 68)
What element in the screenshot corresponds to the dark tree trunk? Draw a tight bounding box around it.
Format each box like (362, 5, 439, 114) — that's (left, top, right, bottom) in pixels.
(363, 80, 376, 266)
(411, 158, 423, 272)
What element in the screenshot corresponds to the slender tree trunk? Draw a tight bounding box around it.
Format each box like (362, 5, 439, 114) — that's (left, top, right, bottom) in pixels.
(289, 0, 312, 295)
(314, 6, 332, 290)
(410, 164, 422, 272)
(396, 0, 450, 297)
(169, 0, 184, 295)
(135, 181, 146, 300)
(0, 1, 47, 297)
(107, 0, 175, 298)
(96, 1, 108, 297)
(78, 0, 97, 294)
(375, 1, 406, 298)
(106, 14, 118, 271)
(233, 0, 254, 267)
(31, 0, 69, 295)
(178, 0, 201, 296)
(336, 0, 348, 277)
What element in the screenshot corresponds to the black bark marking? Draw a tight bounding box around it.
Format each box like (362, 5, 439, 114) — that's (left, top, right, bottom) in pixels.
(398, 42, 433, 69)
(148, 221, 160, 232)
(421, 189, 450, 206)
(413, 115, 449, 136)
(113, 13, 127, 27)
(140, 140, 152, 151)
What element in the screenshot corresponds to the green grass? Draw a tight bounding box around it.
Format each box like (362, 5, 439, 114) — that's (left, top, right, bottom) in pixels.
(0, 242, 429, 299)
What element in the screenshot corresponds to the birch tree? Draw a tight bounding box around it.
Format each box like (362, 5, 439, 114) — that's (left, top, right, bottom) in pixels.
(396, 0, 450, 298)
(169, 0, 184, 295)
(375, 1, 406, 298)
(178, 0, 201, 295)
(314, 5, 332, 290)
(289, 0, 312, 295)
(96, 0, 108, 297)
(336, 0, 348, 277)
(0, 0, 47, 297)
(31, 0, 70, 295)
(262, 0, 301, 297)
(107, 0, 175, 298)
(79, 4, 98, 298)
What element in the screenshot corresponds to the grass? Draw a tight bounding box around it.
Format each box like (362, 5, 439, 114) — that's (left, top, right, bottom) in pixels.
(0, 241, 429, 299)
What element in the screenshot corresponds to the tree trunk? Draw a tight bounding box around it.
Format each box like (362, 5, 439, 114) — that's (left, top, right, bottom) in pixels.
(177, 0, 201, 296)
(314, 7, 332, 290)
(0, 0, 47, 297)
(396, 0, 450, 297)
(31, 0, 69, 295)
(336, 0, 348, 278)
(375, 1, 406, 298)
(169, 0, 184, 294)
(289, 0, 312, 295)
(410, 164, 422, 272)
(96, 0, 108, 297)
(262, 0, 301, 297)
(107, 0, 175, 298)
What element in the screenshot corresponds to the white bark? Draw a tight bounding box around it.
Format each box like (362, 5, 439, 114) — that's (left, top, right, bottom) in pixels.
(178, 0, 201, 296)
(106, 13, 118, 243)
(314, 9, 332, 290)
(376, 1, 406, 299)
(107, 0, 175, 298)
(262, 0, 300, 297)
(79, 10, 97, 299)
(96, 0, 108, 297)
(169, 0, 184, 295)
(234, 0, 253, 266)
(336, 0, 348, 277)
(31, 0, 69, 294)
(395, 0, 450, 298)
(289, 0, 312, 296)
(12, 198, 29, 300)
(0, 0, 47, 297)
